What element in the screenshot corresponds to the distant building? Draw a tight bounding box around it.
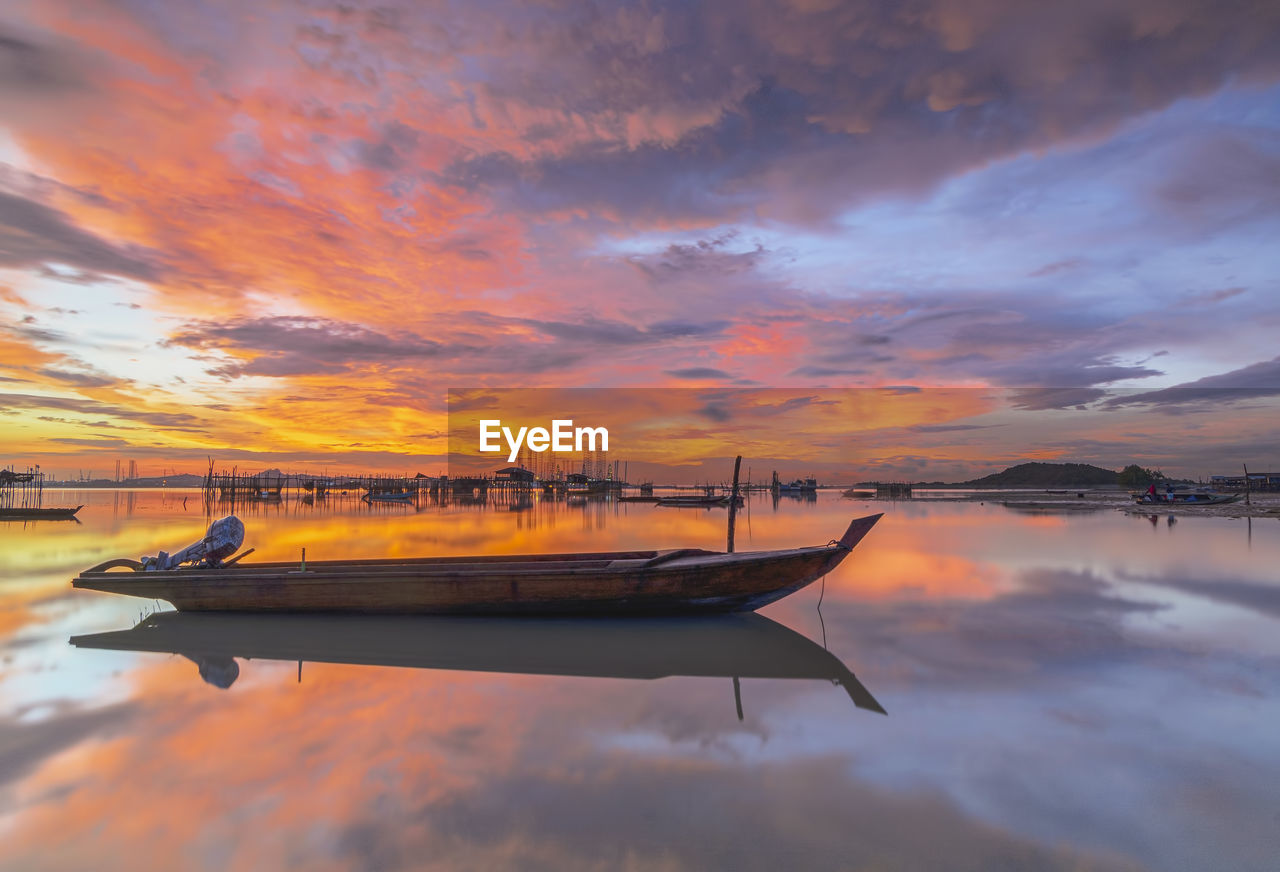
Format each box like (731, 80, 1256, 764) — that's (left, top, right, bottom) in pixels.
(1209, 472, 1280, 491)
(494, 466, 536, 484)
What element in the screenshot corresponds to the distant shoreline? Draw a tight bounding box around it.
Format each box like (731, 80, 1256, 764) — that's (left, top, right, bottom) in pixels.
(43, 481, 1130, 491)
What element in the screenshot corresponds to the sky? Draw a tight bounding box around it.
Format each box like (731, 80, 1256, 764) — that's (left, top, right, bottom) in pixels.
(1, 0, 1278, 479)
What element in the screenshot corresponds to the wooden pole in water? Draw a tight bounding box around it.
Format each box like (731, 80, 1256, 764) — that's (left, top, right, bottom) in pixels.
(727, 455, 742, 553)
(1244, 463, 1251, 506)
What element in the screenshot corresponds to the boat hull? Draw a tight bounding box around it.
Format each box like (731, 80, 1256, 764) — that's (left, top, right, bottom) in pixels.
(656, 495, 742, 508)
(1132, 493, 1239, 506)
(72, 515, 882, 615)
(0, 505, 82, 520)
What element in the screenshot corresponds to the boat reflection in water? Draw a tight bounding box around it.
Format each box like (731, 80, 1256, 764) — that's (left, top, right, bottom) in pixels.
(71, 611, 885, 716)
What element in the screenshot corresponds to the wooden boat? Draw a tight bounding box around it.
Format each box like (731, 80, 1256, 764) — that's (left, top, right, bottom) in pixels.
(72, 514, 882, 615)
(0, 505, 83, 520)
(68, 611, 885, 713)
(363, 491, 414, 503)
(656, 494, 742, 508)
(1132, 490, 1239, 506)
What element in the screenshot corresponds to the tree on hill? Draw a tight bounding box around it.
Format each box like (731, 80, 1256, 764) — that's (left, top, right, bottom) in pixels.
(1117, 464, 1167, 487)
(960, 462, 1119, 487)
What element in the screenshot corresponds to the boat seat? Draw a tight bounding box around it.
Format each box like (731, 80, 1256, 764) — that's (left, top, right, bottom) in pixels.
(642, 548, 717, 568)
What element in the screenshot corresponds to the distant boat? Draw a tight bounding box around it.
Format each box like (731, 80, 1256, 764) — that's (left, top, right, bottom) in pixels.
(363, 491, 414, 503)
(72, 514, 883, 616)
(68, 611, 885, 713)
(656, 494, 743, 508)
(1133, 489, 1240, 506)
(0, 505, 83, 520)
(779, 477, 818, 493)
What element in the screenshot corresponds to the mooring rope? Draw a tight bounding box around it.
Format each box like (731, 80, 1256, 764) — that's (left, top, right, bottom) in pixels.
(817, 578, 828, 651)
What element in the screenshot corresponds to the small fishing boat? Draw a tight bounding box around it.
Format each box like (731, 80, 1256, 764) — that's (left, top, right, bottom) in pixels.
(0, 505, 83, 520)
(362, 491, 415, 503)
(1133, 488, 1240, 506)
(71, 514, 882, 615)
(779, 477, 818, 493)
(68, 611, 886, 713)
(656, 494, 742, 508)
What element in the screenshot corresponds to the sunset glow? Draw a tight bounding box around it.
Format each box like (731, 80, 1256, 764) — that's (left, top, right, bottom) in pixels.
(2, 0, 1277, 478)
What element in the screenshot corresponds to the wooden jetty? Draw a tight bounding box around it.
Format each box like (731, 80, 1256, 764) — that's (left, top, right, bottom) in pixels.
(202, 461, 437, 506)
(1, 465, 82, 521)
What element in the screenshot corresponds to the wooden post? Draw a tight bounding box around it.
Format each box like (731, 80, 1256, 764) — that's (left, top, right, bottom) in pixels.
(1244, 463, 1251, 506)
(727, 455, 742, 553)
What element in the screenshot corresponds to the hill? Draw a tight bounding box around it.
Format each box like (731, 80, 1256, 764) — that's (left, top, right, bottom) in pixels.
(923, 462, 1121, 488)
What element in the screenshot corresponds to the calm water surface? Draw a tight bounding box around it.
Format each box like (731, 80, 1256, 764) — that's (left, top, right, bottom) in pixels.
(2, 489, 1278, 871)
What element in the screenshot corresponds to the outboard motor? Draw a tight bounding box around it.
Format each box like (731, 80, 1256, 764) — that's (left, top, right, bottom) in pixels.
(142, 515, 245, 570)
(193, 655, 240, 689)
